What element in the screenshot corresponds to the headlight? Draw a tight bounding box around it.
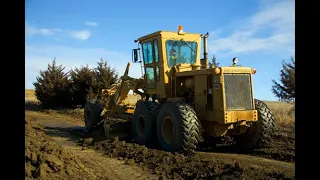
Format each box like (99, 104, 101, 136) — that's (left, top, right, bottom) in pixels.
(214, 68, 221, 74)
(232, 57, 239, 64)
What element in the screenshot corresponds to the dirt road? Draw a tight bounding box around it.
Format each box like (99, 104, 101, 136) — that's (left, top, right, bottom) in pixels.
(26, 111, 158, 180)
(25, 110, 295, 179)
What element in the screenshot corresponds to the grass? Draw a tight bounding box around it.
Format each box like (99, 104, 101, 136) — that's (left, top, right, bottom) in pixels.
(25, 89, 84, 119)
(25, 89, 38, 103)
(25, 89, 295, 126)
(264, 101, 295, 127)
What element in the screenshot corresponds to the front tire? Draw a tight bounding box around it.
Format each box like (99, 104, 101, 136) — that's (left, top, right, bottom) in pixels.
(235, 99, 275, 152)
(132, 101, 160, 146)
(156, 101, 200, 154)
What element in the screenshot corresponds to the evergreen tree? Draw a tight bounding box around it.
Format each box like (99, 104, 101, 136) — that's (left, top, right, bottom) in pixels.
(70, 59, 119, 104)
(94, 58, 119, 95)
(33, 58, 72, 108)
(70, 65, 97, 106)
(272, 57, 295, 102)
(208, 55, 220, 67)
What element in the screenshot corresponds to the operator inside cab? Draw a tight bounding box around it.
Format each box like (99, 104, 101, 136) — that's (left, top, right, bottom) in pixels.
(169, 48, 177, 66)
(166, 39, 197, 68)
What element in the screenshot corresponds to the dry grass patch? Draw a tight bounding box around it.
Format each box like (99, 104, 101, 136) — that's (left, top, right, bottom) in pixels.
(25, 89, 36, 98)
(42, 108, 85, 120)
(265, 101, 295, 127)
(25, 89, 39, 103)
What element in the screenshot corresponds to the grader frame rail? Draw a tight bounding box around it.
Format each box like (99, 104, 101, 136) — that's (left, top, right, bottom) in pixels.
(84, 26, 275, 154)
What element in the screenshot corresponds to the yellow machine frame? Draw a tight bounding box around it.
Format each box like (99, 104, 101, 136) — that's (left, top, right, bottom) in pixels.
(103, 26, 259, 137)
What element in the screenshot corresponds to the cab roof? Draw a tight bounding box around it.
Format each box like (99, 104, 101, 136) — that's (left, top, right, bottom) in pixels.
(137, 30, 202, 42)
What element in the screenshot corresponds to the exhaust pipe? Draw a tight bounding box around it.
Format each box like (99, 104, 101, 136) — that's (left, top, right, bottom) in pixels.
(201, 32, 209, 69)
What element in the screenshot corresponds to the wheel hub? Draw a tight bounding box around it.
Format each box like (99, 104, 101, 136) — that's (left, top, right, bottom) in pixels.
(136, 115, 146, 138)
(162, 116, 175, 144)
(85, 109, 92, 124)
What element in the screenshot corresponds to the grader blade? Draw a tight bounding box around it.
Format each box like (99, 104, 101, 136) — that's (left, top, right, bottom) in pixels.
(102, 118, 132, 140)
(94, 62, 145, 141)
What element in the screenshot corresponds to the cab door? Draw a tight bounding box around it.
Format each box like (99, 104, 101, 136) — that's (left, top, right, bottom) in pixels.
(141, 37, 160, 93)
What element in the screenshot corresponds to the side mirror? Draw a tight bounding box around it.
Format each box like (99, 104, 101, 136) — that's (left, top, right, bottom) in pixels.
(132, 49, 139, 63)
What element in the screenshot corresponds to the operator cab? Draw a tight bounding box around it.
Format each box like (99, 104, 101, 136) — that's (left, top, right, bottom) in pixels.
(132, 26, 201, 69)
(132, 26, 203, 98)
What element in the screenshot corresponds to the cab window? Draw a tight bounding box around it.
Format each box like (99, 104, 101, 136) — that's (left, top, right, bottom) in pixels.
(142, 42, 153, 64)
(145, 67, 155, 89)
(165, 40, 197, 68)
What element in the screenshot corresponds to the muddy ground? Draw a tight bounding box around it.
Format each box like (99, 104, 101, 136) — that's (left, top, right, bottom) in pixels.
(25, 112, 159, 180)
(249, 124, 295, 162)
(25, 119, 108, 180)
(197, 124, 295, 163)
(25, 108, 295, 180)
(87, 138, 294, 180)
(80, 119, 295, 179)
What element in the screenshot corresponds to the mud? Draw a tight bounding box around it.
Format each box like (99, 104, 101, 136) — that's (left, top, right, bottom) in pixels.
(98, 117, 295, 163)
(249, 124, 295, 162)
(25, 119, 105, 180)
(25, 112, 159, 180)
(25, 109, 295, 180)
(71, 116, 295, 180)
(70, 121, 294, 180)
(198, 124, 295, 163)
(83, 137, 293, 180)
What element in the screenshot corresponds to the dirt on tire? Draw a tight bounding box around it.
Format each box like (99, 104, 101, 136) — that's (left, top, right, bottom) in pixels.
(156, 101, 200, 154)
(25, 119, 107, 180)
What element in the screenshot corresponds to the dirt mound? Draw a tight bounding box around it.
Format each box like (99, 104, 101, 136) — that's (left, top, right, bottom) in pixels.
(249, 124, 295, 162)
(25, 119, 101, 180)
(198, 124, 295, 163)
(87, 137, 294, 180)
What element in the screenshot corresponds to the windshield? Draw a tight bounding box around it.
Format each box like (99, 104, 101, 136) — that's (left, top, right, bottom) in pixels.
(165, 40, 198, 68)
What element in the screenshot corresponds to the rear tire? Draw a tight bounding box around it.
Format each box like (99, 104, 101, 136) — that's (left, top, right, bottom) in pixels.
(84, 99, 103, 132)
(235, 99, 275, 152)
(156, 101, 200, 154)
(132, 101, 160, 145)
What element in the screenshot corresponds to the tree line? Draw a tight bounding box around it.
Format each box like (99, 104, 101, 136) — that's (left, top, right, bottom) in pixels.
(33, 58, 119, 109)
(272, 56, 295, 103)
(32, 56, 295, 109)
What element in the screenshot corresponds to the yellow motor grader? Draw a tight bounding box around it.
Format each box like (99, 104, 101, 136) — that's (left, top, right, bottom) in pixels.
(84, 26, 275, 153)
